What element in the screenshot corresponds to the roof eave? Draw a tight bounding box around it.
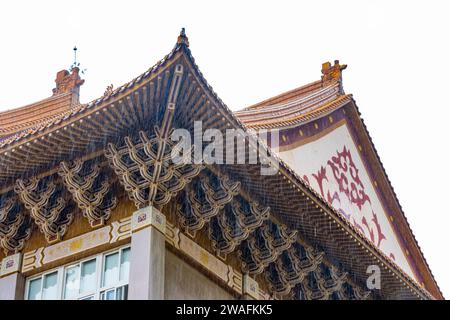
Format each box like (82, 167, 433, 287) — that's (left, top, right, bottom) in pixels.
(177, 46, 436, 299)
(346, 97, 443, 299)
(0, 37, 437, 299)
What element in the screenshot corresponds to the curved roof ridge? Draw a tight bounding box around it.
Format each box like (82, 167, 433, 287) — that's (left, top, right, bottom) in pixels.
(242, 79, 324, 111)
(236, 82, 340, 116)
(0, 34, 186, 148)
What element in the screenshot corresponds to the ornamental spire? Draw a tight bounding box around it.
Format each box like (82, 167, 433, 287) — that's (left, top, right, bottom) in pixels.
(177, 27, 189, 47)
(321, 60, 347, 93)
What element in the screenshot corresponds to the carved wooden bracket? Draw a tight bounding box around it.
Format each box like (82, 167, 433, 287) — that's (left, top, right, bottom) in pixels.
(334, 282, 372, 300)
(289, 263, 370, 300)
(239, 220, 297, 275)
(15, 175, 75, 243)
(105, 129, 203, 209)
(209, 195, 269, 258)
(0, 192, 32, 254)
(105, 63, 187, 210)
(266, 242, 324, 295)
(177, 172, 240, 237)
(59, 158, 118, 228)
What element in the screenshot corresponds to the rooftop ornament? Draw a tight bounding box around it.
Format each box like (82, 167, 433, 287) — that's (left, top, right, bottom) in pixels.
(321, 60, 347, 93)
(52, 46, 85, 101)
(177, 27, 189, 47)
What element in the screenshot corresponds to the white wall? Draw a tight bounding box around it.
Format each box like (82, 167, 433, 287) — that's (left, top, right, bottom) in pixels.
(278, 123, 416, 280)
(164, 250, 234, 300)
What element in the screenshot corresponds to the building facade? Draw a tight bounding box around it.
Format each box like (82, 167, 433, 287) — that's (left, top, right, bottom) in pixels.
(0, 30, 442, 300)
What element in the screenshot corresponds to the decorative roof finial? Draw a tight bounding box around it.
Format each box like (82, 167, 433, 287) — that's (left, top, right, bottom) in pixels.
(73, 46, 77, 63)
(71, 46, 79, 71)
(321, 59, 347, 93)
(177, 27, 189, 47)
(52, 67, 85, 98)
(104, 84, 114, 97)
(52, 46, 85, 100)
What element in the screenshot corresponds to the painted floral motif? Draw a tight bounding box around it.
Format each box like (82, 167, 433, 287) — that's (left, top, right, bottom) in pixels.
(307, 146, 390, 254)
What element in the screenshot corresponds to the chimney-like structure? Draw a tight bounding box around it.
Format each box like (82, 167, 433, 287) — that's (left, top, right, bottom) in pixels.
(52, 67, 85, 104)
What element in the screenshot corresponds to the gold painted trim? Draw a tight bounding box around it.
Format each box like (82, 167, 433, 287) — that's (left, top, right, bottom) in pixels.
(21, 217, 131, 273)
(278, 119, 346, 152)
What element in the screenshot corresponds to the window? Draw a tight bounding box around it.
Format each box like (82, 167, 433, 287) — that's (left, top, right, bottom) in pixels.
(42, 271, 58, 299)
(25, 246, 130, 300)
(26, 270, 59, 300)
(100, 247, 130, 300)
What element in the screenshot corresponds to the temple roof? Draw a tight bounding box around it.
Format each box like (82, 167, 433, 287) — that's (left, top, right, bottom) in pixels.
(235, 62, 443, 299)
(235, 60, 349, 129)
(0, 30, 442, 300)
(236, 82, 352, 129)
(0, 66, 84, 144)
(244, 80, 323, 111)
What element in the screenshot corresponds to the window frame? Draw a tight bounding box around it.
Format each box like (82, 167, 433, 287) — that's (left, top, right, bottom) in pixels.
(25, 268, 62, 300)
(24, 245, 130, 300)
(100, 247, 130, 297)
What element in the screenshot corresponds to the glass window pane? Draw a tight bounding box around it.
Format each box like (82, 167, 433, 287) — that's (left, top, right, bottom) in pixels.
(80, 259, 96, 293)
(64, 265, 80, 299)
(116, 285, 128, 300)
(101, 289, 116, 300)
(103, 252, 119, 287)
(42, 272, 58, 300)
(27, 278, 42, 300)
(119, 248, 130, 282)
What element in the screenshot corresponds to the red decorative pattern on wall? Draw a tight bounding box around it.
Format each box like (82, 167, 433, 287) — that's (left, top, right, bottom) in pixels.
(307, 146, 392, 258)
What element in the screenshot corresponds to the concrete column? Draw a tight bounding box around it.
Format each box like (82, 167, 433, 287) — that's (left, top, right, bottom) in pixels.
(242, 274, 259, 300)
(0, 253, 25, 300)
(128, 206, 166, 300)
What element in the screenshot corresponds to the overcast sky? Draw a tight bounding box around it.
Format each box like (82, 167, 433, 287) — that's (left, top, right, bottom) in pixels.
(0, 0, 449, 298)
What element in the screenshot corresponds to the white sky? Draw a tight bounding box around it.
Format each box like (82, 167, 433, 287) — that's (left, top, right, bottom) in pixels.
(0, 0, 449, 298)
